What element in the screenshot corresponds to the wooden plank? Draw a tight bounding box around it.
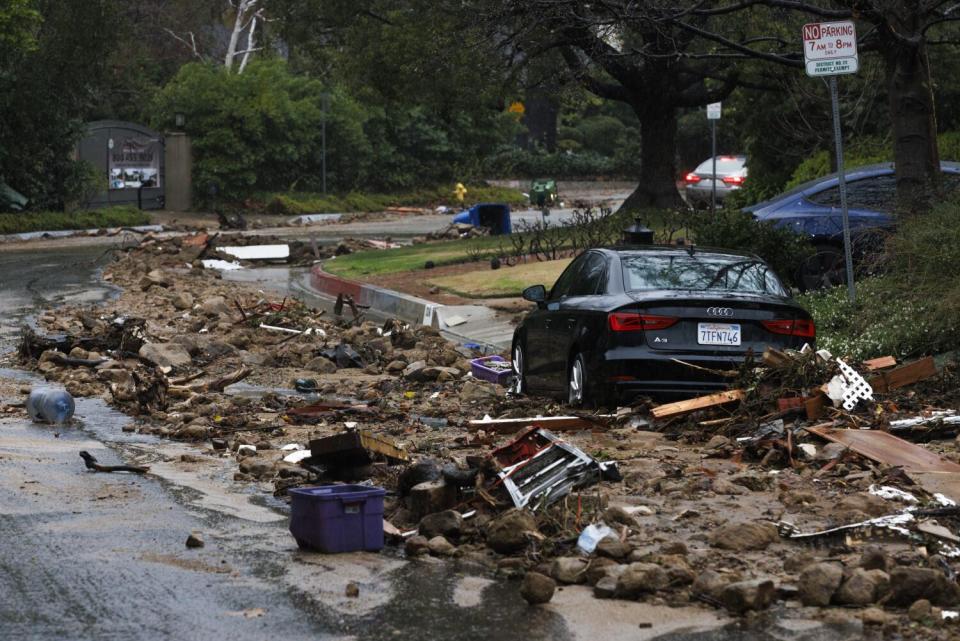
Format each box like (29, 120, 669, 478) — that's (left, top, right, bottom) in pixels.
(468, 415, 610, 434)
(806, 425, 960, 473)
(650, 389, 745, 420)
(863, 356, 897, 371)
(869, 356, 937, 393)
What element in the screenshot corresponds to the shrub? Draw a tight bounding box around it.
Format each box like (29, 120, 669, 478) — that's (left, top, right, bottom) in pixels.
(0, 206, 149, 234)
(687, 208, 814, 289)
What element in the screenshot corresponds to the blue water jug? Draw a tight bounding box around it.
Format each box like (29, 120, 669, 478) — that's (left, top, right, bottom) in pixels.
(26, 388, 75, 424)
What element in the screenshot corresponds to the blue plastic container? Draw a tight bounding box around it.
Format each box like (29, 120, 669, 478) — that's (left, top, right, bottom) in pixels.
(288, 484, 386, 553)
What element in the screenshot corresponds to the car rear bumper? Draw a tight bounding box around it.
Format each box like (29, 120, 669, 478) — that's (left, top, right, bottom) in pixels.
(685, 184, 739, 205)
(594, 349, 749, 401)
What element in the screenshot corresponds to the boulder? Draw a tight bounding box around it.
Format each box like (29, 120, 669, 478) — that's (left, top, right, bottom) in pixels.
(798, 562, 844, 607)
(602, 506, 641, 529)
(486, 509, 539, 554)
(404, 535, 430, 556)
(594, 576, 618, 599)
(708, 521, 778, 552)
(520, 572, 556, 605)
(409, 480, 456, 519)
(427, 536, 456, 557)
(596, 535, 630, 560)
(185, 531, 204, 548)
(201, 295, 232, 317)
(616, 562, 669, 598)
(305, 356, 337, 374)
(460, 379, 500, 403)
(908, 599, 933, 622)
(834, 568, 889, 606)
(887, 567, 960, 607)
(692, 570, 729, 602)
(172, 292, 194, 310)
(418, 510, 463, 540)
(859, 546, 891, 572)
(403, 360, 429, 381)
(720, 579, 776, 614)
(585, 558, 621, 585)
(551, 557, 589, 584)
(138, 342, 192, 370)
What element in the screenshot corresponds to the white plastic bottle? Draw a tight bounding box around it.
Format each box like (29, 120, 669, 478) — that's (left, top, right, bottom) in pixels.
(26, 388, 75, 424)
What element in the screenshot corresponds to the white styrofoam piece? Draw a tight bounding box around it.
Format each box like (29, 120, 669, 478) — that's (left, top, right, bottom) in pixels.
(283, 450, 312, 464)
(201, 259, 242, 271)
(220, 244, 290, 261)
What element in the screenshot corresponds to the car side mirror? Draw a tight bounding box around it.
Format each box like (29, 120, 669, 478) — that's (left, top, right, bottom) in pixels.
(522, 284, 547, 306)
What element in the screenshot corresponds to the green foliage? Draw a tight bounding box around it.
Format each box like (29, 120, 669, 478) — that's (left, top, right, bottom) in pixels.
(786, 136, 892, 190)
(799, 198, 960, 359)
(153, 60, 370, 202)
(688, 208, 814, 289)
(0, 206, 149, 234)
(259, 185, 527, 216)
(481, 148, 638, 178)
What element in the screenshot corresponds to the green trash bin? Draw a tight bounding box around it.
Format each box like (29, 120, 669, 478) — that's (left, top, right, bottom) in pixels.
(530, 179, 558, 208)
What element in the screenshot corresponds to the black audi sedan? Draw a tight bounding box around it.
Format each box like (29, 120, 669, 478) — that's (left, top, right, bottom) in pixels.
(511, 246, 814, 407)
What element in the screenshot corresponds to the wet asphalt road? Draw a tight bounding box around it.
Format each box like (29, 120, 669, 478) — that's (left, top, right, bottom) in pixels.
(0, 246, 862, 641)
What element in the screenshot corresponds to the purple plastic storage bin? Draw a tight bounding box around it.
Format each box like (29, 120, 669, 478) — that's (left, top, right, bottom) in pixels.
(470, 355, 513, 385)
(289, 484, 386, 553)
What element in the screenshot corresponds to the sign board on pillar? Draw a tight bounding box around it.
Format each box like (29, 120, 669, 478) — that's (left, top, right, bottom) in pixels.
(803, 21, 859, 77)
(706, 102, 722, 120)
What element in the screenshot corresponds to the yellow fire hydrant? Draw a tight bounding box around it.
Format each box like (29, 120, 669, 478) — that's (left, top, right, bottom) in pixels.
(454, 182, 467, 205)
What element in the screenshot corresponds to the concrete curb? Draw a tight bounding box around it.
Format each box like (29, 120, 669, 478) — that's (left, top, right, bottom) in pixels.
(308, 265, 515, 351)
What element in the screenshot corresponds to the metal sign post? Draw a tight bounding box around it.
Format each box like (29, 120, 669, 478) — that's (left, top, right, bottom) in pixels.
(803, 21, 859, 302)
(707, 102, 721, 215)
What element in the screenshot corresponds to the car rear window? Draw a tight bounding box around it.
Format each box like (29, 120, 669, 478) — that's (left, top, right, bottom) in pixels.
(621, 254, 788, 296)
(695, 157, 746, 174)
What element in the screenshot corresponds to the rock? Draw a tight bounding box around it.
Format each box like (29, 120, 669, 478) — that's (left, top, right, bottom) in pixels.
(551, 557, 589, 584)
(138, 342, 192, 370)
(602, 506, 640, 529)
(486, 509, 539, 554)
(422, 366, 460, 381)
(409, 480, 456, 519)
(708, 521, 778, 552)
(238, 459, 273, 478)
(816, 442, 848, 461)
(520, 572, 556, 605)
(721, 579, 776, 614)
(833, 493, 891, 519)
(201, 295, 231, 317)
(907, 598, 933, 622)
(692, 570, 728, 601)
(345, 582, 359, 598)
(859, 546, 891, 572)
(783, 551, 816, 574)
(860, 607, 892, 626)
(460, 379, 500, 403)
(888, 567, 960, 607)
(728, 472, 771, 492)
(140, 269, 170, 290)
(386, 360, 407, 373)
(616, 563, 669, 598)
(594, 576, 618, 599)
(834, 568, 889, 606)
(176, 423, 210, 440)
(404, 535, 430, 556)
(427, 535, 456, 556)
(172, 292, 194, 310)
(418, 510, 463, 540)
(585, 558, 621, 585)
(798, 562, 844, 607)
(660, 541, 688, 556)
(185, 531, 204, 548)
(596, 535, 630, 560)
(403, 360, 429, 381)
(656, 555, 696, 586)
(305, 356, 337, 374)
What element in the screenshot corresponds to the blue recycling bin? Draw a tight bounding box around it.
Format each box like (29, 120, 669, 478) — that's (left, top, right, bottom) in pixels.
(452, 203, 512, 235)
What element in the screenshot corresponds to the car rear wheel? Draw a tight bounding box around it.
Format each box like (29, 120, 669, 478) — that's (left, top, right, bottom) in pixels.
(511, 341, 527, 395)
(568, 353, 588, 407)
(798, 244, 846, 292)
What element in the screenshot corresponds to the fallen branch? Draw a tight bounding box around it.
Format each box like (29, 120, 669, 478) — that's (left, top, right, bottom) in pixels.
(168, 366, 252, 398)
(670, 358, 738, 378)
(46, 353, 110, 368)
(80, 451, 149, 474)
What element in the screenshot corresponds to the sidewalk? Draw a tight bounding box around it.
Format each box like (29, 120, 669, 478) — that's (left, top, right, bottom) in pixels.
(308, 265, 515, 352)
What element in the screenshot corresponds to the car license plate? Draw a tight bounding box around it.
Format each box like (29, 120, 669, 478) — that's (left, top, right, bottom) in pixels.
(698, 323, 741, 346)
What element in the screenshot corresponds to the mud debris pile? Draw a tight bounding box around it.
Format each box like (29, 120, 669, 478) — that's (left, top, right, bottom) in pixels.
(8, 231, 960, 635)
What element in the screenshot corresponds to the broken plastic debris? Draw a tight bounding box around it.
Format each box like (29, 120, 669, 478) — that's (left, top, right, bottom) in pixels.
(280, 443, 304, 451)
(201, 259, 242, 271)
(237, 444, 256, 454)
(577, 523, 613, 554)
(868, 484, 919, 503)
(830, 358, 874, 410)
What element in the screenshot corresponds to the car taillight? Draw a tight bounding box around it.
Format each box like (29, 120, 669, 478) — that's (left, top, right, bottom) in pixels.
(684, 172, 701, 184)
(608, 313, 678, 332)
(762, 319, 815, 338)
(722, 175, 745, 186)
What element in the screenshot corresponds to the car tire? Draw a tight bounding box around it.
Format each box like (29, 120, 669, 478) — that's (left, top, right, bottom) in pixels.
(567, 353, 589, 408)
(798, 244, 846, 292)
(511, 340, 527, 395)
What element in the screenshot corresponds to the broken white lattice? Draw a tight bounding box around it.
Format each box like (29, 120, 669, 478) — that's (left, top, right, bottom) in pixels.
(835, 358, 874, 410)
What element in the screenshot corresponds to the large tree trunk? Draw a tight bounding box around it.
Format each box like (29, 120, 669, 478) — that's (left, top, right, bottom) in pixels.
(884, 39, 940, 214)
(619, 106, 682, 211)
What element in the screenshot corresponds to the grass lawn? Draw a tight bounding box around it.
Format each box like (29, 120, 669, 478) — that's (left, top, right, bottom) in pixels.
(426, 258, 572, 298)
(325, 235, 514, 279)
(0, 206, 151, 234)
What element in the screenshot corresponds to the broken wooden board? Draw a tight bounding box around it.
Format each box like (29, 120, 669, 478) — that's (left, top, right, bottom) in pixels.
(805, 393, 828, 420)
(309, 430, 409, 466)
(863, 356, 897, 371)
(806, 425, 960, 473)
(468, 415, 611, 434)
(650, 389, 745, 420)
(868, 356, 936, 393)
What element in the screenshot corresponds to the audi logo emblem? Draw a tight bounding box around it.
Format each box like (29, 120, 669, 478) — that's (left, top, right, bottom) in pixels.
(707, 307, 734, 317)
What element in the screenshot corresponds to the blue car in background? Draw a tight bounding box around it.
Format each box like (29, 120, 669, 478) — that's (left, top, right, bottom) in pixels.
(744, 162, 960, 289)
